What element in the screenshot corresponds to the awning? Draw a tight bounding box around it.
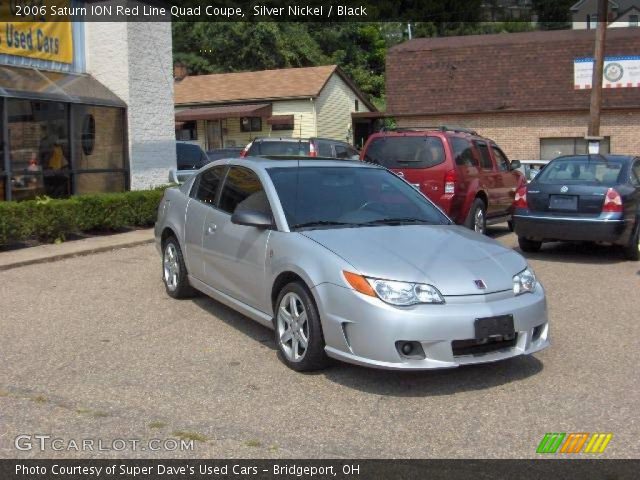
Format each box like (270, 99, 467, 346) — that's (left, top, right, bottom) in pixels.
(0, 65, 126, 108)
(175, 103, 272, 121)
(266, 114, 294, 126)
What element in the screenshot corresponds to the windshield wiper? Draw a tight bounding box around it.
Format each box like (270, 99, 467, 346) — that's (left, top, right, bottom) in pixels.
(291, 220, 357, 230)
(362, 217, 434, 225)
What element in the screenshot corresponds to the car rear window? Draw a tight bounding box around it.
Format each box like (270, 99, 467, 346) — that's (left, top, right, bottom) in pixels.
(535, 158, 624, 185)
(363, 136, 446, 169)
(249, 141, 311, 156)
(176, 143, 208, 170)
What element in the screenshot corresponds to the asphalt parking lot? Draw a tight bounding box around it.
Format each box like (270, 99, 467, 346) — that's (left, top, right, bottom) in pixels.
(1, 227, 639, 459)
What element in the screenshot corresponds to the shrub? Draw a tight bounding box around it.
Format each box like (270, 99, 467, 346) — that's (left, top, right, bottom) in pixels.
(0, 188, 167, 245)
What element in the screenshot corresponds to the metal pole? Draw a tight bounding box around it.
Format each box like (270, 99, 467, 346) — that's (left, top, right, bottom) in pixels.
(587, 0, 608, 143)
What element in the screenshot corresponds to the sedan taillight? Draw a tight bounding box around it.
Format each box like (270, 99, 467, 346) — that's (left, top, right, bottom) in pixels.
(602, 188, 623, 213)
(514, 185, 528, 209)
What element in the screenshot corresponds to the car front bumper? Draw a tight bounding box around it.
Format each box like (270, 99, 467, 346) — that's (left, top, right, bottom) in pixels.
(513, 213, 629, 244)
(313, 282, 549, 370)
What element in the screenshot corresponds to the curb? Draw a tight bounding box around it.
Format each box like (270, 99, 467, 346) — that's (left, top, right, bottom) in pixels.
(0, 238, 154, 272)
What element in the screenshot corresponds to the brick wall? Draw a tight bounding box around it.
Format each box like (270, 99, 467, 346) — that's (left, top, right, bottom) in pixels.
(397, 110, 640, 160)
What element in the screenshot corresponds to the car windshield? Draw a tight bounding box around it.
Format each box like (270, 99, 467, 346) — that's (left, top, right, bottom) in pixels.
(363, 136, 446, 169)
(535, 157, 623, 185)
(251, 141, 311, 156)
(267, 166, 450, 230)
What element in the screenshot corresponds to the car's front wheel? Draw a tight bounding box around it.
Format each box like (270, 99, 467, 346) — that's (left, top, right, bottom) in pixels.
(275, 282, 329, 372)
(162, 237, 194, 298)
(622, 219, 640, 261)
(465, 198, 487, 235)
(518, 236, 542, 253)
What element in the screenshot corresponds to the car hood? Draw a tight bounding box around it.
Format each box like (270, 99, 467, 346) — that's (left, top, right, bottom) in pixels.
(301, 225, 526, 296)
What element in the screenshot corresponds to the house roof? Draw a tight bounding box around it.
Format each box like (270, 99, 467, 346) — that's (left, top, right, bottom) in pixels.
(386, 28, 640, 117)
(174, 65, 376, 111)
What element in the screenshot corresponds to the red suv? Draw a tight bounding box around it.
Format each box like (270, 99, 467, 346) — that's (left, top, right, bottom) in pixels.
(360, 127, 525, 233)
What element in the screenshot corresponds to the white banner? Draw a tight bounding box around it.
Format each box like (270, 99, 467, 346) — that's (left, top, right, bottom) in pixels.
(574, 56, 640, 89)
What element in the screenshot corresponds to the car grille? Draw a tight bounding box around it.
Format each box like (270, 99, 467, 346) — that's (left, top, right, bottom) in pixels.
(452, 335, 518, 357)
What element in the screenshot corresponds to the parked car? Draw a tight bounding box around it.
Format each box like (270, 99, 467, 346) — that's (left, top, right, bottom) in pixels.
(155, 157, 549, 372)
(241, 137, 359, 160)
(176, 141, 209, 171)
(513, 154, 640, 260)
(170, 144, 243, 184)
(360, 127, 525, 234)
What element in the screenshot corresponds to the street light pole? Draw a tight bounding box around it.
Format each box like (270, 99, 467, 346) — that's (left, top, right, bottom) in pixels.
(587, 0, 608, 153)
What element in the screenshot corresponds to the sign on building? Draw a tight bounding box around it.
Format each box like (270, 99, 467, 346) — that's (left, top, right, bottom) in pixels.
(0, 1, 73, 64)
(574, 56, 640, 89)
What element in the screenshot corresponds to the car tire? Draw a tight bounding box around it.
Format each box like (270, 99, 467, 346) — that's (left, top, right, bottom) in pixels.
(162, 236, 195, 299)
(274, 282, 330, 372)
(518, 236, 542, 253)
(465, 198, 487, 235)
(622, 219, 640, 261)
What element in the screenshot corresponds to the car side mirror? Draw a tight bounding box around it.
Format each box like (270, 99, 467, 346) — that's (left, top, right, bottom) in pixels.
(231, 210, 274, 229)
(510, 160, 521, 170)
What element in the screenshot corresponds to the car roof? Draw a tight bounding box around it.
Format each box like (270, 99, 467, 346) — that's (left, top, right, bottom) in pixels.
(203, 156, 380, 171)
(552, 154, 635, 163)
(252, 137, 350, 144)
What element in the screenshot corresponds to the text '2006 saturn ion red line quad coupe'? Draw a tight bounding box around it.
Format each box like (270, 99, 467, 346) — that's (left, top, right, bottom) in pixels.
(155, 157, 549, 372)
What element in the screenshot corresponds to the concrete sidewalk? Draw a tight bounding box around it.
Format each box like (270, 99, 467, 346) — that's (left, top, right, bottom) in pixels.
(0, 228, 154, 271)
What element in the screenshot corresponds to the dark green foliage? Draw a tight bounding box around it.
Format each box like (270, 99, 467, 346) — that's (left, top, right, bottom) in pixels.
(0, 189, 166, 245)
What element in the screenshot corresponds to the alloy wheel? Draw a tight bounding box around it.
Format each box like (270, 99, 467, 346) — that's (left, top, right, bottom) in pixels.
(163, 243, 179, 291)
(474, 208, 485, 233)
(277, 292, 309, 362)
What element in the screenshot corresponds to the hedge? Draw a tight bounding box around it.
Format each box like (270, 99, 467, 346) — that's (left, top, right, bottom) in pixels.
(0, 188, 168, 246)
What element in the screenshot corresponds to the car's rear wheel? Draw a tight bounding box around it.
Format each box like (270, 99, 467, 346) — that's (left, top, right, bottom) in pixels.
(275, 282, 329, 372)
(465, 198, 487, 235)
(162, 237, 194, 298)
(622, 219, 640, 261)
(518, 236, 542, 253)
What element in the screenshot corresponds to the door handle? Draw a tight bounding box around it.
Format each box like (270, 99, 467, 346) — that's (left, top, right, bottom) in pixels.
(206, 224, 217, 235)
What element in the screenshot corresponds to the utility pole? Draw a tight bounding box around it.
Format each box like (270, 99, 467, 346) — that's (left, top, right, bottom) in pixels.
(586, 0, 608, 153)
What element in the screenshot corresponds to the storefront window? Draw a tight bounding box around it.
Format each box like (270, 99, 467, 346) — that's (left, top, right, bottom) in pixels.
(72, 104, 126, 194)
(8, 99, 70, 200)
(540, 137, 610, 160)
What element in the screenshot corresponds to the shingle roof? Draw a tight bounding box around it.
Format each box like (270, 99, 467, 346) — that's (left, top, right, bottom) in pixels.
(387, 28, 640, 116)
(175, 64, 336, 104)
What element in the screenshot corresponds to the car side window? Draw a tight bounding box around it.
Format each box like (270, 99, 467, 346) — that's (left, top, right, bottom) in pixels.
(193, 166, 226, 204)
(218, 166, 272, 216)
(632, 160, 640, 186)
(451, 137, 478, 167)
(476, 142, 494, 170)
(316, 140, 333, 157)
(491, 146, 510, 172)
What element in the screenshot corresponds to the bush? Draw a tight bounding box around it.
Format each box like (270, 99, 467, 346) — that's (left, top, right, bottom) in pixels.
(0, 188, 167, 245)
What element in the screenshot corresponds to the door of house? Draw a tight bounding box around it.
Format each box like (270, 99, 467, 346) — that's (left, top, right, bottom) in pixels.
(206, 120, 222, 150)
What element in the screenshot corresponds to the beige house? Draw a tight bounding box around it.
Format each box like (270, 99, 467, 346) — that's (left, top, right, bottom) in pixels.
(571, 0, 640, 29)
(174, 65, 374, 151)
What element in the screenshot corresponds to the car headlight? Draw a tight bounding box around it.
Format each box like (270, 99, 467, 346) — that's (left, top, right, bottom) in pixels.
(513, 267, 536, 295)
(343, 271, 444, 305)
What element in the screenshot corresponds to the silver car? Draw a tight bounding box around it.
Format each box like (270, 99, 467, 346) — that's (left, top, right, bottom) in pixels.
(155, 158, 549, 371)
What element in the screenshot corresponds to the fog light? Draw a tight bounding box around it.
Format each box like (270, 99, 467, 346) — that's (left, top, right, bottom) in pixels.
(395, 341, 426, 360)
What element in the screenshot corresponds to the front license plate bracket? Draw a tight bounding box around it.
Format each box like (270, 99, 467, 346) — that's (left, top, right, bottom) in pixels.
(474, 315, 515, 340)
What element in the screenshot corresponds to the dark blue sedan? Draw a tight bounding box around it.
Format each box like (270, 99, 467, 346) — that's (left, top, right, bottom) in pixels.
(512, 154, 640, 261)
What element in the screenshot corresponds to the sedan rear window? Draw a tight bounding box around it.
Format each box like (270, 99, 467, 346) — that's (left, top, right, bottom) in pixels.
(249, 141, 310, 156)
(535, 158, 623, 185)
(364, 137, 445, 169)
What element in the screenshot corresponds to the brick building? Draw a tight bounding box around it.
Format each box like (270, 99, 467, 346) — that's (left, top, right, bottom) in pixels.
(386, 28, 640, 161)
